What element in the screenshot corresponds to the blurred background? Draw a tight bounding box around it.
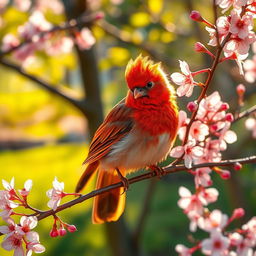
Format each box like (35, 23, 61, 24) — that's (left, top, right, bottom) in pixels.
(0, 0, 255, 255)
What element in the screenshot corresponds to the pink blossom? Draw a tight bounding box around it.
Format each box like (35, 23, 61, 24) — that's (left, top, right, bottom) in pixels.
(1, 34, 20, 52)
(224, 32, 256, 56)
(230, 11, 253, 39)
(190, 121, 209, 141)
(0, 190, 18, 218)
(171, 60, 195, 97)
(218, 123, 237, 150)
(201, 230, 230, 256)
(229, 232, 253, 256)
(19, 179, 32, 197)
(14, 0, 31, 11)
(13, 44, 36, 63)
(45, 36, 74, 56)
(170, 140, 204, 168)
(245, 118, 256, 138)
(46, 177, 65, 210)
(217, 16, 231, 39)
(75, 28, 96, 50)
(244, 55, 256, 83)
(18, 216, 38, 236)
(201, 139, 222, 163)
(1, 233, 25, 256)
(178, 186, 204, 215)
(206, 26, 218, 46)
(25, 231, 45, 256)
(193, 167, 212, 187)
(198, 209, 228, 232)
(177, 110, 189, 141)
(175, 244, 192, 256)
(0, 218, 17, 237)
(199, 187, 219, 204)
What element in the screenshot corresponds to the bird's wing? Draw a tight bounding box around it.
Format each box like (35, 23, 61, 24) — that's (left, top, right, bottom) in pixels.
(84, 99, 133, 165)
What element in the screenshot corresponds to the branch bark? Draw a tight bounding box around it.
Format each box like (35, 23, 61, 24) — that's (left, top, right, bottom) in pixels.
(0, 58, 92, 116)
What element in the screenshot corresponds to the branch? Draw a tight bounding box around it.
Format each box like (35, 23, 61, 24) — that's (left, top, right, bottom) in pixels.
(0, 12, 102, 57)
(234, 105, 256, 122)
(0, 58, 92, 115)
(33, 155, 256, 221)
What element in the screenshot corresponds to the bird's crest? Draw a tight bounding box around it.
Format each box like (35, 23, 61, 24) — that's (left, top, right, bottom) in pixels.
(125, 55, 163, 88)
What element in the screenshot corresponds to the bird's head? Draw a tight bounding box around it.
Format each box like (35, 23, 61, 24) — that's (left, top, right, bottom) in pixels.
(125, 55, 176, 107)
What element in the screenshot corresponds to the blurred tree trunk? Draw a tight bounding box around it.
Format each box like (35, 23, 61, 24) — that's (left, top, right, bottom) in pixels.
(62, 1, 138, 255)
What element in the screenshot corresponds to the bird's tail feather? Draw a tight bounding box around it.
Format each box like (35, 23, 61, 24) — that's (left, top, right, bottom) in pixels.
(92, 170, 126, 224)
(75, 161, 99, 193)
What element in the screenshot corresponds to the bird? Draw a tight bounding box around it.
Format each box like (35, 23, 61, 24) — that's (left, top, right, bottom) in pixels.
(75, 55, 179, 224)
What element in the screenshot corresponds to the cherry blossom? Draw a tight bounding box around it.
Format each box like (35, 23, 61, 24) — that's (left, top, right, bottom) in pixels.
(193, 167, 212, 187)
(46, 177, 65, 211)
(1, 34, 20, 52)
(1, 233, 25, 256)
(198, 209, 228, 232)
(230, 11, 253, 39)
(170, 139, 204, 168)
(19, 179, 33, 198)
(201, 230, 230, 256)
(75, 28, 96, 50)
(171, 60, 196, 97)
(190, 121, 209, 141)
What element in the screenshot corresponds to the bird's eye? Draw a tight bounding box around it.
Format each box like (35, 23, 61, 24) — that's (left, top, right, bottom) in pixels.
(146, 81, 154, 88)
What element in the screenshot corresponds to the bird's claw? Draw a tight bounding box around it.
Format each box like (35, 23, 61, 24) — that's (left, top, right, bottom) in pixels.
(115, 168, 129, 194)
(149, 165, 165, 178)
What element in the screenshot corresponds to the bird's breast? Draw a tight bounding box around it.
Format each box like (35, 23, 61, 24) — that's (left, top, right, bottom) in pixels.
(100, 128, 173, 172)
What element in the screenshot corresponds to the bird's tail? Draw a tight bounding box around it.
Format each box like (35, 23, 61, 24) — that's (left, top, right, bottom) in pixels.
(92, 170, 126, 224)
(75, 161, 99, 193)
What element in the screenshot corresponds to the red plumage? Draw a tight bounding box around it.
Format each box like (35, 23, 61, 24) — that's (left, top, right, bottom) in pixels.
(76, 55, 179, 224)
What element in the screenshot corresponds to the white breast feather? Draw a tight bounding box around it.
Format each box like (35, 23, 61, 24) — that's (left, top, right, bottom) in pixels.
(100, 132, 172, 172)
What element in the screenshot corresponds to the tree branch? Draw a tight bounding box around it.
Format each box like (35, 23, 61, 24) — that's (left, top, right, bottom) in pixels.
(234, 105, 256, 122)
(0, 12, 102, 57)
(0, 58, 93, 115)
(34, 155, 256, 221)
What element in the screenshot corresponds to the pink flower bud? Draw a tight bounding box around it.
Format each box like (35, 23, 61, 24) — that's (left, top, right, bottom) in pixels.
(95, 12, 105, 20)
(233, 162, 242, 171)
(59, 227, 67, 236)
(67, 224, 77, 233)
(232, 208, 245, 219)
(190, 11, 203, 22)
(210, 124, 218, 133)
(225, 113, 234, 122)
(194, 42, 207, 52)
(187, 101, 198, 112)
(220, 170, 231, 180)
(50, 228, 59, 237)
(236, 84, 246, 96)
(220, 103, 229, 111)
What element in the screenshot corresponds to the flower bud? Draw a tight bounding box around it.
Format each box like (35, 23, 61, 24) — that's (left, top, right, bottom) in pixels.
(190, 10, 203, 22)
(59, 227, 67, 236)
(210, 124, 218, 133)
(187, 101, 198, 112)
(194, 42, 207, 52)
(220, 103, 229, 111)
(220, 170, 231, 180)
(236, 84, 246, 96)
(225, 113, 234, 122)
(67, 224, 77, 233)
(50, 228, 59, 237)
(232, 208, 245, 219)
(233, 162, 242, 171)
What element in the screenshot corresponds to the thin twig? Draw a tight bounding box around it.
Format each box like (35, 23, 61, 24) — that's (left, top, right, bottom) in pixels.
(0, 12, 102, 57)
(35, 155, 256, 221)
(234, 105, 256, 122)
(0, 58, 92, 115)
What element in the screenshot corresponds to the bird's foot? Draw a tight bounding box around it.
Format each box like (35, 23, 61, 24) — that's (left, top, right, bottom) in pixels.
(149, 165, 165, 178)
(115, 168, 129, 193)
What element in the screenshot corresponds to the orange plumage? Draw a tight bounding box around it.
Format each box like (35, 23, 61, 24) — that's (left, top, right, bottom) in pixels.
(76, 55, 179, 224)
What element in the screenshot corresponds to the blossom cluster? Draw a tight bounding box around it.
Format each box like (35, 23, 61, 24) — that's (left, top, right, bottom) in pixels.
(170, 1, 256, 255)
(0, 177, 78, 255)
(1, 9, 96, 66)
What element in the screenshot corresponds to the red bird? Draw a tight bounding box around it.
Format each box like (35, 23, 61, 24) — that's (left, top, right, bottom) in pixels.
(76, 55, 179, 224)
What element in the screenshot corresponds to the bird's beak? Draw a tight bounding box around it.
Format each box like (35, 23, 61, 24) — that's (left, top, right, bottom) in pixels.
(133, 87, 148, 99)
